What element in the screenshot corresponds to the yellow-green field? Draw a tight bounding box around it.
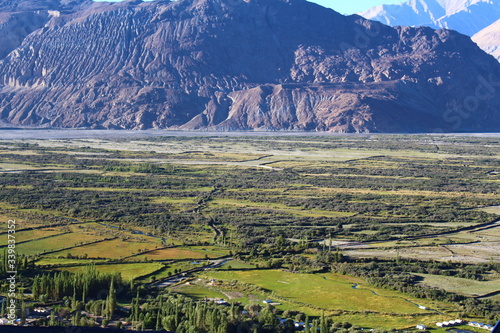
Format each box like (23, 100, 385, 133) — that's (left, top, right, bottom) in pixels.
(54, 238, 157, 259)
(36, 258, 107, 266)
(172, 283, 228, 300)
(416, 273, 500, 297)
(59, 262, 165, 281)
(0, 228, 64, 247)
(17, 233, 107, 256)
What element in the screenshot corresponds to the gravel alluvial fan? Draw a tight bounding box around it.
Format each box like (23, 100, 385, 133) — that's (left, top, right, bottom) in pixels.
(0, 0, 499, 132)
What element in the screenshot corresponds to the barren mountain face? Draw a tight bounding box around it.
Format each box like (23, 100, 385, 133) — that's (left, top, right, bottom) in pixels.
(0, 0, 499, 132)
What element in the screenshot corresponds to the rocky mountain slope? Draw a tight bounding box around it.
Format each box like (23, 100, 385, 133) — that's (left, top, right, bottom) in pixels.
(360, 0, 500, 61)
(0, 0, 499, 132)
(472, 19, 500, 61)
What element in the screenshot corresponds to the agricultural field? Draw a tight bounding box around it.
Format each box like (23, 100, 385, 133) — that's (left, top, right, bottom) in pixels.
(0, 133, 499, 330)
(59, 262, 165, 281)
(202, 268, 452, 313)
(415, 273, 500, 298)
(0, 228, 63, 247)
(133, 246, 231, 261)
(16, 232, 108, 256)
(172, 264, 461, 329)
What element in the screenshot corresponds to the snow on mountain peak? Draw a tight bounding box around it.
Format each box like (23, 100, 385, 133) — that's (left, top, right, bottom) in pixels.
(360, 0, 500, 61)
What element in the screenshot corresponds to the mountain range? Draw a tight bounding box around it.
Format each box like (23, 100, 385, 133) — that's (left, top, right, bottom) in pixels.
(0, 0, 499, 132)
(360, 0, 500, 61)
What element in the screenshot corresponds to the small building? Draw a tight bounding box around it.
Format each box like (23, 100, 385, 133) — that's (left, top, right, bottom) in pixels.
(418, 305, 427, 310)
(416, 325, 427, 330)
(33, 307, 51, 315)
(436, 323, 444, 327)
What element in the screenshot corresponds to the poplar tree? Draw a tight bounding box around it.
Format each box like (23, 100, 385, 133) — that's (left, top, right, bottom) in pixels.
(106, 278, 116, 319)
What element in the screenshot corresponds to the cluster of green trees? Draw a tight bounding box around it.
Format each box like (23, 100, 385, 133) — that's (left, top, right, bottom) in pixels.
(0, 250, 31, 274)
(1, 138, 499, 247)
(31, 265, 122, 303)
(332, 258, 497, 281)
(129, 292, 371, 333)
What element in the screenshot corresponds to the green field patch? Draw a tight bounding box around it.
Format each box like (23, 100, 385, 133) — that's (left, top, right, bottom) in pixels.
(18, 232, 107, 256)
(35, 257, 107, 266)
(199, 269, 450, 315)
(64, 187, 158, 192)
(151, 197, 196, 205)
(210, 198, 355, 218)
(0, 228, 64, 246)
(220, 260, 256, 270)
(329, 312, 453, 330)
(415, 273, 500, 297)
(55, 238, 154, 259)
(173, 282, 228, 300)
(4, 185, 35, 190)
(136, 262, 201, 283)
(58, 262, 164, 281)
